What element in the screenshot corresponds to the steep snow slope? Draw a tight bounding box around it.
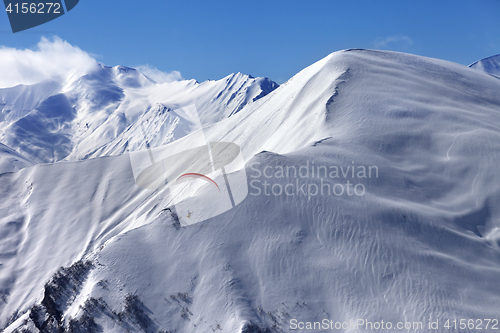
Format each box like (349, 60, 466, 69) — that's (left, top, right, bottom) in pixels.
(469, 54, 500, 76)
(0, 143, 34, 174)
(2, 49, 500, 332)
(0, 65, 278, 164)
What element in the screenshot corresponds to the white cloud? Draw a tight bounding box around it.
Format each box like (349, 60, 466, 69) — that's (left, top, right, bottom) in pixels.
(0, 38, 183, 88)
(374, 35, 413, 49)
(135, 64, 183, 83)
(0, 36, 98, 88)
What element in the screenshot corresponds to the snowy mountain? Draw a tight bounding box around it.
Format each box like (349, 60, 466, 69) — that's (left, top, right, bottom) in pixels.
(469, 54, 500, 76)
(0, 64, 278, 164)
(2, 49, 500, 333)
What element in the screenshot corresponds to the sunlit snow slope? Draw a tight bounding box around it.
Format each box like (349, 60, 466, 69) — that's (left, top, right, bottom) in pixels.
(2, 49, 500, 333)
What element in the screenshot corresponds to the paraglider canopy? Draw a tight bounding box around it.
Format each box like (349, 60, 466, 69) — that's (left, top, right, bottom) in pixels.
(135, 142, 240, 190)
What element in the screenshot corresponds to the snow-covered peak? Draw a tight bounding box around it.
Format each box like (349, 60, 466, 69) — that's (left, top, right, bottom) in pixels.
(215, 47, 500, 157)
(469, 54, 500, 76)
(224, 71, 252, 80)
(112, 65, 156, 88)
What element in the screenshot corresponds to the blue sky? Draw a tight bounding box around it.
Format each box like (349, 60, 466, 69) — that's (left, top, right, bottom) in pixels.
(1, 0, 499, 83)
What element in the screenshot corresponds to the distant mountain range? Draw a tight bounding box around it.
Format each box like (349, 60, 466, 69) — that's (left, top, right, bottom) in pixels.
(0, 64, 278, 167)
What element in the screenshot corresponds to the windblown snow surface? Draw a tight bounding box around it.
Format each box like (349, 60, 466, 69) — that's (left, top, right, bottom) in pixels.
(1, 49, 500, 332)
(469, 54, 500, 77)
